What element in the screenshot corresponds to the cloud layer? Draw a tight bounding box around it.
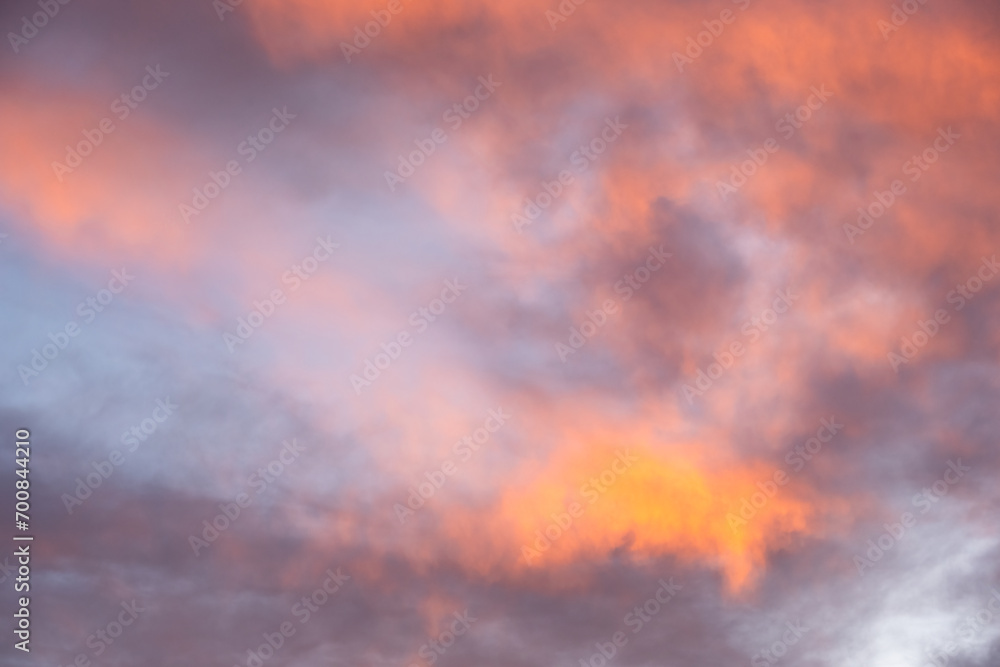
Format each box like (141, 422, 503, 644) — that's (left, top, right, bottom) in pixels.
(1, 0, 1000, 665)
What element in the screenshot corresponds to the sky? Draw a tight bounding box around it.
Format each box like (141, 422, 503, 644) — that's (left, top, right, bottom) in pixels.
(1, 0, 999, 665)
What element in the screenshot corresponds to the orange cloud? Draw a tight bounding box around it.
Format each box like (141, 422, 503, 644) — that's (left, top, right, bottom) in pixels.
(369, 426, 840, 595)
(0, 81, 195, 265)
(496, 442, 827, 593)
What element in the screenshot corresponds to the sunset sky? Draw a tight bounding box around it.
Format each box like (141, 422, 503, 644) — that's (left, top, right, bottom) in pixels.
(1, 0, 999, 666)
